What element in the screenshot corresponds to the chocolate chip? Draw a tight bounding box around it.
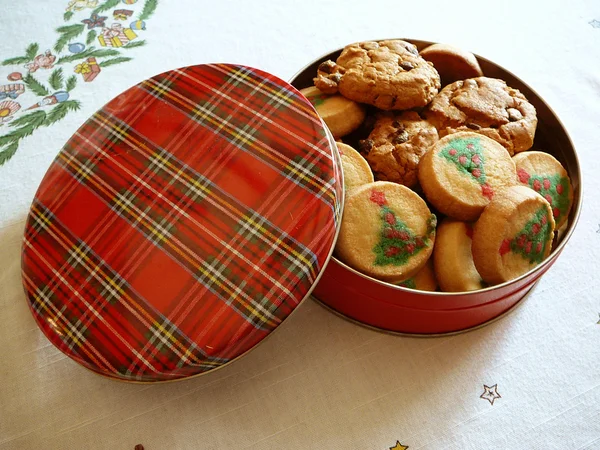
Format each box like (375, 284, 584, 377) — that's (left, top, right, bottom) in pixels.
(318, 61, 335, 74)
(392, 120, 401, 128)
(399, 61, 414, 71)
(507, 108, 523, 122)
(358, 139, 374, 154)
(393, 130, 409, 144)
(466, 123, 481, 130)
(329, 73, 342, 83)
(134, 445, 144, 450)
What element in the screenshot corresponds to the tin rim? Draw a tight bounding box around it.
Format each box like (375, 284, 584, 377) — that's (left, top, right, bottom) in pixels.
(290, 37, 583, 298)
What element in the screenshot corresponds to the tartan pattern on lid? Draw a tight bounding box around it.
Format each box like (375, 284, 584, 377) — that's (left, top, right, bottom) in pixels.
(21, 64, 342, 382)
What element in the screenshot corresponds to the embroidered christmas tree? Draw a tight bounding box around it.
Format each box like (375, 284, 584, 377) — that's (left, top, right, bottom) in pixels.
(517, 169, 570, 223)
(499, 206, 552, 264)
(440, 136, 494, 200)
(369, 190, 434, 266)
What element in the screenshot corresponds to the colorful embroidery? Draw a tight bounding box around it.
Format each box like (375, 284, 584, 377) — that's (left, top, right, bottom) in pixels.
(517, 169, 570, 222)
(499, 206, 552, 263)
(0, 0, 158, 166)
(369, 190, 436, 266)
(440, 136, 494, 200)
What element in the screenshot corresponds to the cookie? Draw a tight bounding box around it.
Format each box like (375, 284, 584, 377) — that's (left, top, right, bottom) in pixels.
(358, 111, 438, 188)
(513, 151, 573, 229)
(418, 132, 517, 221)
(433, 219, 484, 292)
(335, 181, 437, 283)
(314, 40, 441, 110)
(425, 77, 537, 154)
(398, 258, 437, 291)
(472, 185, 556, 285)
(420, 43, 483, 86)
(300, 86, 366, 139)
(337, 142, 374, 192)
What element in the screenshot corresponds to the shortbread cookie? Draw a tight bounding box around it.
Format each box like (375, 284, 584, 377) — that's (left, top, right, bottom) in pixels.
(314, 40, 441, 110)
(433, 219, 484, 292)
(425, 77, 537, 154)
(358, 111, 438, 188)
(300, 86, 366, 139)
(335, 181, 437, 283)
(472, 186, 556, 285)
(398, 258, 437, 291)
(337, 142, 374, 192)
(420, 43, 483, 86)
(418, 132, 517, 221)
(513, 151, 573, 228)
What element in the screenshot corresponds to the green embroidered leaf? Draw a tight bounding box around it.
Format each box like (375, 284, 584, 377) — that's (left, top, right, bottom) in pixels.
(99, 57, 132, 67)
(25, 43, 40, 61)
(86, 30, 97, 45)
(45, 101, 80, 125)
(123, 40, 146, 49)
(66, 75, 77, 92)
(58, 47, 120, 64)
(7, 110, 47, 128)
(93, 0, 120, 15)
(1, 56, 30, 66)
(49, 68, 64, 90)
(0, 142, 19, 167)
(54, 24, 85, 53)
(64, 11, 74, 21)
(23, 73, 50, 96)
(139, 0, 158, 20)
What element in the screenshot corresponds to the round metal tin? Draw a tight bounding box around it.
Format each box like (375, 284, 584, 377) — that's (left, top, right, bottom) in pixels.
(291, 39, 582, 335)
(21, 63, 343, 382)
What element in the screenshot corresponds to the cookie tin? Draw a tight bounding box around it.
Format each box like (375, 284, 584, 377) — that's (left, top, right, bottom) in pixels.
(21, 64, 343, 382)
(292, 39, 582, 334)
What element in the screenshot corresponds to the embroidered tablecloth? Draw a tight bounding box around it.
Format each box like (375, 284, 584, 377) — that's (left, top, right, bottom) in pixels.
(1, 0, 599, 448)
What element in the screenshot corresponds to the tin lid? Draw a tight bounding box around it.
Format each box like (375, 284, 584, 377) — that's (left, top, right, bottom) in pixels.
(21, 64, 343, 382)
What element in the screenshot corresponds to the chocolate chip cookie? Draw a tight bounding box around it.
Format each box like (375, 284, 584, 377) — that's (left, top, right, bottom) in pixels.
(314, 40, 441, 110)
(359, 111, 438, 188)
(425, 77, 537, 155)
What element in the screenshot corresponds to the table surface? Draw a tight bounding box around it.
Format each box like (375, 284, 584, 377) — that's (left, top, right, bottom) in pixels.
(1, 1, 600, 449)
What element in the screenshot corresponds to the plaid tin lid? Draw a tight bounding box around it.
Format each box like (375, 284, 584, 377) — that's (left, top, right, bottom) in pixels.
(21, 64, 343, 382)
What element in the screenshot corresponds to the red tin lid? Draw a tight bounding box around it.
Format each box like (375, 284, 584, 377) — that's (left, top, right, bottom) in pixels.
(21, 64, 342, 382)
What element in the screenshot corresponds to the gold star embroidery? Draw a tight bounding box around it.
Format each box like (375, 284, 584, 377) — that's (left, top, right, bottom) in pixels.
(389, 441, 409, 450)
(480, 384, 501, 405)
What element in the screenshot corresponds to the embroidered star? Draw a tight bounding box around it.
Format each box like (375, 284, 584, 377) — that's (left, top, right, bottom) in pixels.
(480, 384, 501, 405)
(590, 19, 600, 28)
(81, 12, 107, 29)
(389, 441, 409, 450)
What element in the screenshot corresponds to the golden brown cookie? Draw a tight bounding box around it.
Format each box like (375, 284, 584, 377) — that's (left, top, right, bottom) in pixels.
(419, 43, 483, 86)
(513, 151, 573, 229)
(335, 181, 437, 283)
(418, 132, 517, 221)
(300, 86, 366, 139)
(314, 40, 441, 110)
(425, 77, 537, 154)
(337, 142, 374, 192)
(358, 111, 438, 188)
(472, 186, 556, 285)
(398, 258, 437, 291)
(433, 219, 484, 292)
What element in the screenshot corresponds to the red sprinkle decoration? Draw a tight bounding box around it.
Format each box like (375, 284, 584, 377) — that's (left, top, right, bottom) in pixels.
(556, 184, 564, 194)
(471, 154, 481, 165)
(541, 215, 547, 225)
(517, 168, 531, 184)
(525, 241, 533, 254)
(532, 223, 541, 234)
(533, 179, 542, 191)
(370, 190, 387, 206)
(543, 178, 551, 189)
(415, 237, 424, 247)
(517, 234, 527, 248)
(385, 246, 400, 257)
(449, 148, 457, 156)
(398, 231, 410, 241)
(385, 212, 395, 225)
(499, 239, 511, 256)
(472, 168, 481, 178)
(544, 194, 553, 204)
(459, 155, 468, 165)
(481, 183, 494, 200)
(406, 243, 415, 254)
(385, 229, 397, 239)
(466, 143, 474, 150)
(536, 242, 543, 253)
(553, 208, 560, 218)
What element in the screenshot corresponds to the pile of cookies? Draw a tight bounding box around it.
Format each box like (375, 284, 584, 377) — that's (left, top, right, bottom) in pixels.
(300, 40, 574, 292)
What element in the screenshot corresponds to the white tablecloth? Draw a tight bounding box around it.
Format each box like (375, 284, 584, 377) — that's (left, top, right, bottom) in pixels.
(1, 0, 600, 448)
